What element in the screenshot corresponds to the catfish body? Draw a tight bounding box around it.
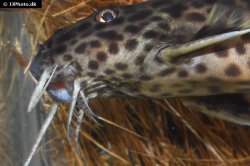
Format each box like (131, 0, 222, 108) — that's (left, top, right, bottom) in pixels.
(29, 0, 250, 129)
(25, 1, 250, 165)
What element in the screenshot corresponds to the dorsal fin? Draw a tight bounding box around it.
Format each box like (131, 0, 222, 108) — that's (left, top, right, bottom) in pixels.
(194, 1, 250, 39)
(157, 1, 250, 63)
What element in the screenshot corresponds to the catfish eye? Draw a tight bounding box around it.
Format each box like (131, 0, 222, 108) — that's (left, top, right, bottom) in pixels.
(95, 9, 118, 23)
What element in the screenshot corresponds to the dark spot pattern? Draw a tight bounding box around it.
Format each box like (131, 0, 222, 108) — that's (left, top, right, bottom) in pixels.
(235, 43, 246, 55)
(213, 45, 228, 58)
(96, 52, 107, 62)
(96, 30, 123, 41)
(160, 4, 187, 17)
(127, 9, 153, 22)
(124, 25, 142, 34)
(195, 63, 207, 73)
(104, 69, 115, 75)
(158, 34, 170, 41)
(112, 17, 125, 25)
(186, 12, 206, 22)
(158, 68, 175, 77)
(63, 54, 73, 61)
(75, 42, 87, 54)
(157, 22, 170, 31)
(115, 63, 128, 70)
(90, 40, 101, 48)
(51, 45, 67, 57)
(80, 30, 93, 38)
(140, 21, 149, 27)
(110, 77, 119, 81)
(125, 39, 138, 51)
(121, 73, 133, 79)
(87, 72, 96, 77)
(97, 75, 105, 79)
(134, 55, 145, 65)
(143, 30, 158, 39)
(150, 16, 163, 21)
(178, 70, 188, 78)
(108, 42, 119, 55)
(139, 66, 144, 73)
(88, 60, 99, 70)
(225, 64, 241, 77)
(95, 24, 107, 30)
(151, 0, 169, 8)
(144, 44, 154, 52)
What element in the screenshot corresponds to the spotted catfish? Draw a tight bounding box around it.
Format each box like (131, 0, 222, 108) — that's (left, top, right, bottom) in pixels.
(25, 0, 250, 165)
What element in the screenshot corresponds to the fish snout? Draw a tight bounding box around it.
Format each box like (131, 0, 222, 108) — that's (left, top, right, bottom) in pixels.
(30, 47, 73, 103)
(29, 47, 47, 80)
(29, 56, 43, 80)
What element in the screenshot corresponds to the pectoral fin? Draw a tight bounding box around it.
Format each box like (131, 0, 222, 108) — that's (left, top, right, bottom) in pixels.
(157, 2, 250, 63)
(180, 94, 250, 126)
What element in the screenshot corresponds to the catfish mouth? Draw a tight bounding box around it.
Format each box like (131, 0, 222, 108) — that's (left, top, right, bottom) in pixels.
(29, 53, 73, 103)
(29, 58, 105, 103)
(30, 67, 73, 103)
(47, 81, 73, 103)
(29, 58, 106, 103)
